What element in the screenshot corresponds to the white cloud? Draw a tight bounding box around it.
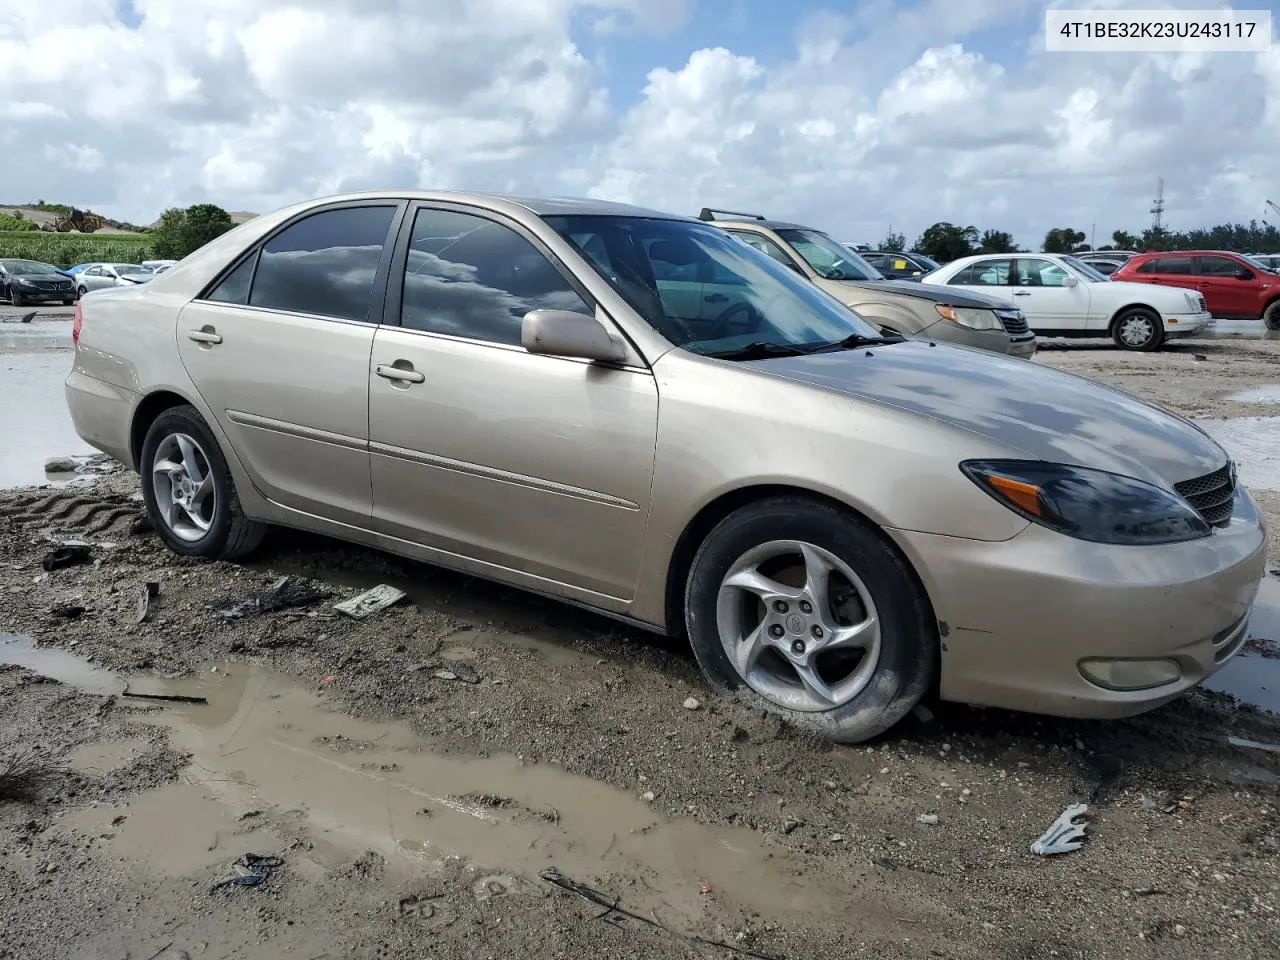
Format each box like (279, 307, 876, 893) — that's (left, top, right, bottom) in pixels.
(0, 0, 1276, 249)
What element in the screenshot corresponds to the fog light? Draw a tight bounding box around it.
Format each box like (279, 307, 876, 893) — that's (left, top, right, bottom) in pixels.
(1078, 658, 1182, 692)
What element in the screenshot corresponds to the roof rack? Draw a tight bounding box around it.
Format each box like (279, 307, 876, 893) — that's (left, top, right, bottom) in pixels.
(698, 207, 765, 222)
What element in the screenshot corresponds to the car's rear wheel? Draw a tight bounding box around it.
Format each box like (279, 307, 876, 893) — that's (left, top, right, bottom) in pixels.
(1264, 300, 1280, 332)
(684, 495, 936, 743)
(139, 405, 266, 560)
(1111, 307, 1163, 351)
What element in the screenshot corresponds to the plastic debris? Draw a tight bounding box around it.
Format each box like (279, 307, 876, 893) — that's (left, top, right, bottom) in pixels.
(41, 545, 92, 572)
(213, 577, 330, 619)
(917, 813, 939, 826)
(683, 697, 701, 710)
(122, 690, 208, 705)
(1030, 803, 1089, 856)
(136, 582, 160, 624)
(49, 604, 86, 619)
(333, 584, 406, 619)
(209, 853, 283, 894)
(318, 675, 338, 686)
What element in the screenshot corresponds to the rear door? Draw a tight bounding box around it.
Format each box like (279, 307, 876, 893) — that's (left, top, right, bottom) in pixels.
(176, 201, 403, 527)
(1194, 255, 1253, 317)
(366, 203, 658, 599)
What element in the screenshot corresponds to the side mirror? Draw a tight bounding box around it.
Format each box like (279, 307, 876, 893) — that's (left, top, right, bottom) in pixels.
(522, 308, 628, 363)
(1237, 269, 1254, 280)
(1062, 275, 1079, 288)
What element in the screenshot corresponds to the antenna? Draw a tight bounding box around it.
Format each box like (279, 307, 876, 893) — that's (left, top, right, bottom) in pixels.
(1150, 177, 1165, 231)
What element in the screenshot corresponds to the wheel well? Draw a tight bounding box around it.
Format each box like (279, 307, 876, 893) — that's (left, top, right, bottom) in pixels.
(1107, 303, 1160, 331)
(1264, 295, 1280, 315)
(129, 391, 191, 469)
(662, 484, 936, 641)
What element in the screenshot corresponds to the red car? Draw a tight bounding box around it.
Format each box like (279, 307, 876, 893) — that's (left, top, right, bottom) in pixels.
(1112, 251, 1280, 329)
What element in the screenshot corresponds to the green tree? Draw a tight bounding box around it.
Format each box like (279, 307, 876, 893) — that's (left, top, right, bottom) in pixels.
(150, 203, 235, 259)
(913, 222, 978, 262)
(879, 230, 906, 252)
(1111, 229, 1139, 250)
(977, 229, 1017, 253)
(1042, 227, 1086, 253)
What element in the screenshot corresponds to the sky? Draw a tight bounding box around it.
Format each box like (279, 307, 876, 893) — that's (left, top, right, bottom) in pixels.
(1, 0, 1278, 249)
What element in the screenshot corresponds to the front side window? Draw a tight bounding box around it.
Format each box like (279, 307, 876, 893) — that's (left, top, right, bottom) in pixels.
(545, 215, 884, 357)
(400, 208, 591, 346)
(1017, 259, 1071, 287)
(1197, 256, 1242, 277)
(247, 205, 396, 322)
(775, 228, 881, 281)
(1061, 256, 1109, 282)
(728, 231, 798, 270)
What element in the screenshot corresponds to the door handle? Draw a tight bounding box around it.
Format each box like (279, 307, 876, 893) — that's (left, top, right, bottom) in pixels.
(376, 363, 425, 384)
(1013, 291, 1031, 296)
(704, 293, 729, 303)
(187, 329, 222, 344)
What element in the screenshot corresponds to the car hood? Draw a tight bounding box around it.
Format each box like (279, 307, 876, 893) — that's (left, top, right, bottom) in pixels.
(749, 340, 1226, 487)
(835, 278, 1017, 310)
(1101, 279, 1199, 306)
(117, 274, 151, 283)
(12, 271, 69, 281)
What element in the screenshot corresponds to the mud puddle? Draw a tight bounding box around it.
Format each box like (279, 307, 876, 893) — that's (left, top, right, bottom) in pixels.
(1204, 577, 1280, 713)
(3, 644, 854, 927)
(0, 633, 125, 696)
(1197, 417, 1280, 491)
(1226, 384, 1280, 404)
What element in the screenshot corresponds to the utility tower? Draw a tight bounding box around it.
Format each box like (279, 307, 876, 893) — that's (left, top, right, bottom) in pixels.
(1150, 178, 1166, 231)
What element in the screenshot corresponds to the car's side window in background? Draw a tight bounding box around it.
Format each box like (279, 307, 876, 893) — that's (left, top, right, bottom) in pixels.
(1134, 260, 1156, 274)
(1153, 256, 1194, 275)
(951, 260, 1011, 285)
(247, 206, 396, 322)
(729, 231, 797, 269)
(206, 255, 256, 304)
(400, 208, 592, 346)
(1196, 256, 1240, 277)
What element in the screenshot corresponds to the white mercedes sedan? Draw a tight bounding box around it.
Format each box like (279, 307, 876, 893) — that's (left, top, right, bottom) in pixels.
(922, 253, 1210, 350)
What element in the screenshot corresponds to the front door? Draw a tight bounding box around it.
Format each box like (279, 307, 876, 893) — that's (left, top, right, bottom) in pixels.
(1009, 258, 1092, 330)
(1195, 255, 1253, 317)
(176, 202, 401, 527)
(367, 204, 659, 600)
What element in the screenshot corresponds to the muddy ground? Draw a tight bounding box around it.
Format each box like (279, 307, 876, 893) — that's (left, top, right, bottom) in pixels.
(2, 323, 1280, 960)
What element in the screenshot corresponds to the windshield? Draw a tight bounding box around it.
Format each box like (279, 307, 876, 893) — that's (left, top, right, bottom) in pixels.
(1061, 256, 1110, 282)
(911, 253, 941, 271)
(775, 229, 882, 281)
(544, 216, 884, 357)
(0, 259, 60, 274)
(112, 263, 145, 274)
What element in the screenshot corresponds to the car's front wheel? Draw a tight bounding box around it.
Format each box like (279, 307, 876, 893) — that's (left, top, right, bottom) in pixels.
(139, 405, 266, 560)
(684, 496, 937, 743)
(1264, 300, 1280, 332)
(1111, 307, 1164, 351)
(9, 286, 22, 306)
(76, 285, 87, 299)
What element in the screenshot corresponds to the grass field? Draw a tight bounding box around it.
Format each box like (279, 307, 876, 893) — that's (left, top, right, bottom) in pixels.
(0, 231, 152, 268)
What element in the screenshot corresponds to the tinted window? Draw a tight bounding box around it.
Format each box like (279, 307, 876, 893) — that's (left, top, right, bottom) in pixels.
(206, 255, 256, 304)
(1135, 260, 1156, 274)
(950, 260, 1012, 285)
(1152, 257, 1194, 275)
(400, 208, 591, 346)
(1016, 259, 1071, 287)
(249, 206, 396, 322)
(1196, 256, 1242, 277)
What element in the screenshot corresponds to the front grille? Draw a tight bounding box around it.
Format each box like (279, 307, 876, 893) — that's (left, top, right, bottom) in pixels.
(997, 313, 1030, 335)
(1175, 462, 1236, 527)
(31, 279, 70, 291)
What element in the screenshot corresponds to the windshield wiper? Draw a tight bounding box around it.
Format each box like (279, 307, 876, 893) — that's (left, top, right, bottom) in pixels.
(703, 341, 812, 361)
(812, 332, 907, 353)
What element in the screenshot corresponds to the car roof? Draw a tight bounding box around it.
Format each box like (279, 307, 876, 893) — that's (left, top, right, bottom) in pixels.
(1128, 250, 1245, 259)
(298, 189, 691, 222)
(707, 217, 814, 231)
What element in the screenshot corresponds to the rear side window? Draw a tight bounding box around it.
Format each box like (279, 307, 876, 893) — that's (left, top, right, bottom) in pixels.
(1151, 257, 1194, 275)
(221, 206, 397, 322)
(950, 260, 1011, 285)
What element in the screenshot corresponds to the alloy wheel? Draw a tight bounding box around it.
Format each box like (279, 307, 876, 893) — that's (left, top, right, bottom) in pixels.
(715, 540, 881, 712)
(1117, 314, 1154, 347)
(151, 432, 216, 542)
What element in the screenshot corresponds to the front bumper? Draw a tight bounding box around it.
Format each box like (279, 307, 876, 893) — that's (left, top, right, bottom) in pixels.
(1163, 311, 1212, 338)
(12, 287, 74, 302)
(920, 320, 1037, 359)
(888, 486, 1267, 718)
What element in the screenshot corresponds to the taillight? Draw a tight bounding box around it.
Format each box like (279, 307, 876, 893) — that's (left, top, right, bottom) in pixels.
(72, 301, 83, 346)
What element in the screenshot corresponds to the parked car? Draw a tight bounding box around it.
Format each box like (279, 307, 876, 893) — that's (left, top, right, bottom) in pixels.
(699, 209, 1035, 358)
(1252, 254, 1280, 272)
(74, 262, 154, 297)
(142, 259, 179, 272)
(859, 250, 943, 281)
(1084, 258, 1124, 277)
(1111, 251, 1280, 330)
(923, 253, 1211, 350)
(1077, 250, 1139, 263)
(57, 263, 95, 279)
(0, 258, 76, 305)
(64, 190, 1265, 743)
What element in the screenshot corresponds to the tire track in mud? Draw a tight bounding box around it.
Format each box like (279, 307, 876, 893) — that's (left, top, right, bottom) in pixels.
(0, 489, 140, 538)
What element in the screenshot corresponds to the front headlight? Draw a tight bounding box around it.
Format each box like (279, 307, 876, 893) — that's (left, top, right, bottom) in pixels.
(960, 460, 1210, 545)
(1183, 292, 1199, 311)
(935, 304, 1001, 331)
(14, 278, 36, 287)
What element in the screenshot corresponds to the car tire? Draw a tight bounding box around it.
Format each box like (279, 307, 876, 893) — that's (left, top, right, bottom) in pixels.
(139, 405, 266, 561)
(9, 287, 22, 307)
(1265, 300, 1280, 332)
(684, 495, 937, 744)
(1111, 307, 1163, 351)
(76, 286, 87, 299)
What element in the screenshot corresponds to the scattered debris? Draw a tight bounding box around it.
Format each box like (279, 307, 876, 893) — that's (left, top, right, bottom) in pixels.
(128, 514, 154, 536)
(829, 833, 844, 842)
(1193, 354, 1208, 362)
(48, 604, 86, 620)
(333, 584, 406, 619)
(539, 866, 783, 960)
(318, 675, 338, 686)
(782, 818, 802, 835)
(209, 853, 284, 894)
(41, 545, 92, 572)
(917, 814, 939, 826)
(213, 577, 330, 619)
(1228, 735, 1280, 755)
(911, 703, 935, 724)
(472, 874, 518, 901)
(641, 791, 655, 802)
(432, 663, 480, 684)
(135, 581, 160, 624)
(43, 457, 80, 474)
(121, 690, 208, 705)
(1133, 886, 1164, 897)
(699, 878, 714, 894)
(0, 748, 44, 803)
(1030, 803, 1089, 856)
(683, 697, 701, 711)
